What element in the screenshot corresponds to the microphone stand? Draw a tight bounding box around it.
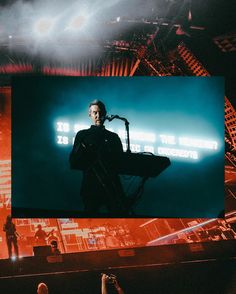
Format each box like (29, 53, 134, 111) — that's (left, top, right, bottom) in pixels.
(106, 114, 148, 216)
(106, 115, 131, 153)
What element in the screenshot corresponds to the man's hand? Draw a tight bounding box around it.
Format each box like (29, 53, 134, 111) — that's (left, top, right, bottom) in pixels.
(101, 274, 124, 294)
(101, 273, 108, 294)
(113, 277, 125, 294)
(101, 273, 108, 283)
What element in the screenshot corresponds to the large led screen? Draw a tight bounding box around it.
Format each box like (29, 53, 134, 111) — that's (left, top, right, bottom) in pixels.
(12, 76, 224, 217)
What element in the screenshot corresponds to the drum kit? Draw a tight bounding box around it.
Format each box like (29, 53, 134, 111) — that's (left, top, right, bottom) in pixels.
(84, 224, 135, 250)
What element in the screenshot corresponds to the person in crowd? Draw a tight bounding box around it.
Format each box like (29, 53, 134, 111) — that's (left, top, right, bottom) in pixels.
(37, 282, 48, 294)
(101, 273, 124, 294)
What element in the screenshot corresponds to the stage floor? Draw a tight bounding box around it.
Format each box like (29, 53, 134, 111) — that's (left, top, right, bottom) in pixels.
(0, 240, 235, 293)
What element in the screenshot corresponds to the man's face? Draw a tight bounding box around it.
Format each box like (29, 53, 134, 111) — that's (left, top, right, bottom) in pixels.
(89, 104, 105, 126)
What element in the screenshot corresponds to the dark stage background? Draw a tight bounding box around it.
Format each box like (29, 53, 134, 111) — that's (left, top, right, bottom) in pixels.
(12, 76, 224, 217)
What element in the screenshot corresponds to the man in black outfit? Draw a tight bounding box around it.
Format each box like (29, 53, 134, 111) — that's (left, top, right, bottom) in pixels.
(3, 215, 19, 259)
(69, 100, 126, 216)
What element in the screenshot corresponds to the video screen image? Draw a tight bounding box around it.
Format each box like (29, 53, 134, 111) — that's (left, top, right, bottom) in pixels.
(12, 76, 224, 217)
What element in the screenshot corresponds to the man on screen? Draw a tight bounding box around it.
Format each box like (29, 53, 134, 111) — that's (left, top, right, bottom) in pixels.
(69, 100, 126, 216)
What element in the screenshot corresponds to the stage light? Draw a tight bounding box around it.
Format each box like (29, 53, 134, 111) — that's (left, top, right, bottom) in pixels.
(147, 218, 217, 245)
(10, 256, 17, 261)
(64, 15, 87, 31)
(34, 17, 56, 36)
(139, 219, 157, 227)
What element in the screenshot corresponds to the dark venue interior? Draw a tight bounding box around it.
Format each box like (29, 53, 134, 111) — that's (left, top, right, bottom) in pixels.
(0, 0, 236, 293)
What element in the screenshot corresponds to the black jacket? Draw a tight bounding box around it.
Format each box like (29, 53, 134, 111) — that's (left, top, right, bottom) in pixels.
(69, 125, 125, 209)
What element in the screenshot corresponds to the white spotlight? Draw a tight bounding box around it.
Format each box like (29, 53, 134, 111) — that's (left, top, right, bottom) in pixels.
(64, 15, 87, 31)
(34, 18, 56, 36)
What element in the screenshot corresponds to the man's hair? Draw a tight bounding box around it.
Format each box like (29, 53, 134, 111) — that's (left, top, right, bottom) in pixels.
(37, 283, 48, 294)
(89, 100, 107, 116)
